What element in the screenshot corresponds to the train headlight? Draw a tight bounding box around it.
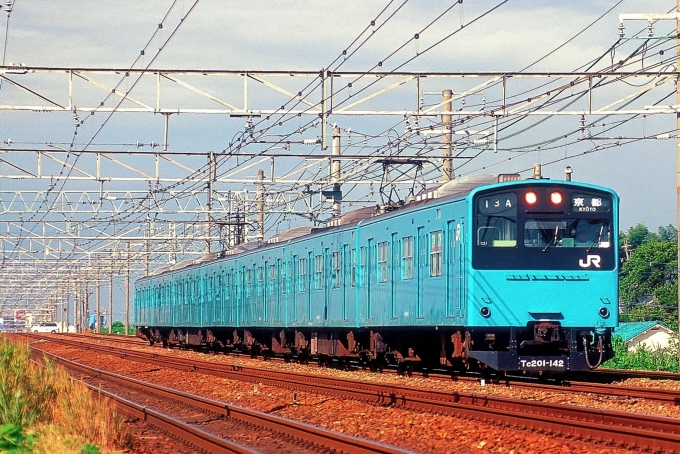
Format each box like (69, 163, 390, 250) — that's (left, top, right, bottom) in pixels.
(598, 307, 610, 318)
(550, 191, 563, 205)
(480, 306, 491, 318)
(524, 191, 537, 205)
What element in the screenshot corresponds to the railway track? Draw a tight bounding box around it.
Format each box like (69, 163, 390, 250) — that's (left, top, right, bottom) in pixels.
(38, 334, 680, 406)
(64, 332, 680, 382)
(28, 335, 680, 452)
(33, 348, 412, 454)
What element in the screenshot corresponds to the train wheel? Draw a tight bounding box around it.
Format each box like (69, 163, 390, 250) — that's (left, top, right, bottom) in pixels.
(318, 355, 329, 368)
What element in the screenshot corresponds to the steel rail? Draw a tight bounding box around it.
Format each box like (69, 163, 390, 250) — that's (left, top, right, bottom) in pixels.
(31, 335, 680, 453)
(49, 333, 680, 404)
(35, 347, 413, 454)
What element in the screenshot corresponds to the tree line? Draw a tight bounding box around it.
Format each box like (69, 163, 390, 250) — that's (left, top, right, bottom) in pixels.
(619, 223, 678, 331)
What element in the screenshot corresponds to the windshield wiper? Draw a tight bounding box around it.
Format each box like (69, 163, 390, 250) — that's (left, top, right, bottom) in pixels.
(542, 226, 559, 253)
(587, 224, 605, 253)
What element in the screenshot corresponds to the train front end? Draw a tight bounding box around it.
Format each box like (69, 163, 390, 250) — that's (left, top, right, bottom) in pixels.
(465, 179, 618, 373)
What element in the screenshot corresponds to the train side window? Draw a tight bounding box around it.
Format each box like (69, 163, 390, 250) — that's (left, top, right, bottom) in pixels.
(360, 246, 366, 287)
(378, 241, 388, 283)
(281, 262, 289, 294)
(351, 248, 357, 287)
(332, 251, 341, 288)
(314, 255, 323, 290)
(298, 257, 307, 292)
(402, 236, 414, 280)
(269, 264, 276, 294)
(430, 230, 442, 277)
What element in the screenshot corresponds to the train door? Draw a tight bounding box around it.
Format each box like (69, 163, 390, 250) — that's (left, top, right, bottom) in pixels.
(189, 277, 196, 326)
(390, 233, 397, 319)
(260, 263, 267, 324)
(457, 221, 466, 316)
(275, 259, 282, 322)
(366, 238, 374, 320)
(236, 267, 244, 326)
(292, 255, 298, 322)
(207, 273, 214, 327)
(180, 279, 187, 325)
(343, 244, 350, 321)
(446, 220, 456, 318)
(285, 259, 292, 325)
(324, 248, 329, 321)
(225, 271, 232, 324)
(416, 227, 425, 318)
(307, 251, 313, 323)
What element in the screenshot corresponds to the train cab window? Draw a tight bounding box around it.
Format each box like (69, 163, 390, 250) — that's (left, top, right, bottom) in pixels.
(476, 192, 517, 247)
(571, 220, 611, 248)
(524, 219, 611, 249)
(524, 220, 565, 247)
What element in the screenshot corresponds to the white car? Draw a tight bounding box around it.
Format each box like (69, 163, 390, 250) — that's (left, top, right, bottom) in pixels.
(31, 322, 60, 333)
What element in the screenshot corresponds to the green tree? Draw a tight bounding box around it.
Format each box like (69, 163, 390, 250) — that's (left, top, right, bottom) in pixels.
(657, 224, 678, 243)
(619, 239, 678, 331)
(619, 223, 655, 260)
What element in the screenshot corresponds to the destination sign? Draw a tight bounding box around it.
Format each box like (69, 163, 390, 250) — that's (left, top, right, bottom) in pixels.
(571, 194, 611, 213)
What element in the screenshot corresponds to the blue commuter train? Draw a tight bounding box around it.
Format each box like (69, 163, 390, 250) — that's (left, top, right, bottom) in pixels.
(135, 172, 619, 374)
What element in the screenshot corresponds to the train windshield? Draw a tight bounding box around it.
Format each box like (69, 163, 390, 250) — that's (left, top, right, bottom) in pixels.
(472, 186, 616, 270)
(523, 219, 611, 249)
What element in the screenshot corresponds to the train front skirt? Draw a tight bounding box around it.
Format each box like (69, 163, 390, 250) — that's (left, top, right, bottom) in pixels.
(466, 327, 614, 373)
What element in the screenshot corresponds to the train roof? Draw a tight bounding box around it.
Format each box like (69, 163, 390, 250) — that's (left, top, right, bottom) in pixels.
(142, 172, 615, 280)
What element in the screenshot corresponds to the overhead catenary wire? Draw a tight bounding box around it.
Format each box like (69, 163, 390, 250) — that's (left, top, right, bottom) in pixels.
(1, 1, 675, 310)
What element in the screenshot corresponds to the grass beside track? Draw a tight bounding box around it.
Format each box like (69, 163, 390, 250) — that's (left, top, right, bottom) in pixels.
(0, 335, 133, 453)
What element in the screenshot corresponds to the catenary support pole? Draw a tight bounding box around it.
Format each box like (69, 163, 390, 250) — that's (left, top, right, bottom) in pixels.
(442, 89, 453, 182)
(676, 0, 680, 369)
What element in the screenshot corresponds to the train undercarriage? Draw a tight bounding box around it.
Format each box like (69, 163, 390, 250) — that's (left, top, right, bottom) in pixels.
(137, 321, 614, 375)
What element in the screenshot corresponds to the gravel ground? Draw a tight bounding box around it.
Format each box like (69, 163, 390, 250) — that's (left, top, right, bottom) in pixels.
(33, 338, 680, 454)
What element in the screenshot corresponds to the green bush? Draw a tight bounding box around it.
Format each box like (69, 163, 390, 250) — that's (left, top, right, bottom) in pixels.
(0, 423, 35, 453)
(603, 335, 679, 372)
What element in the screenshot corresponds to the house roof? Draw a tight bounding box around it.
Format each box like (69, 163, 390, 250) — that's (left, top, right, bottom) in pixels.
(614, 321, 672, 342)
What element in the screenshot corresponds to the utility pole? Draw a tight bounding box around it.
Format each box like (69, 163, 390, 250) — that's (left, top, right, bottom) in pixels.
(96, 269, 101, 333)
(206, 150, 215, 253)
(109, 271, 113, 334)
(256, 169, 265, 243)
(442, 89, 453, 182)
(331, 124, 342, 218)
(125, 241, 130, 336)
(676, 0, 679, 368)
(619, 4, 680, 367)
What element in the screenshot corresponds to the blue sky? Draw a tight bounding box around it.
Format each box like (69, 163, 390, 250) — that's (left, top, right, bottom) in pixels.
(0, 0, 676, 320)
(0, 0, 675, 234)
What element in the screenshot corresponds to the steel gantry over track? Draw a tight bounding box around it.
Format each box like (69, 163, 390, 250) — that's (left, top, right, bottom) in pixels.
(0, 66, 676, 317)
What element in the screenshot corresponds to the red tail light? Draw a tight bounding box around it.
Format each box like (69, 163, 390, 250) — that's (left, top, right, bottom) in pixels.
(524, 191, 538, 205)
(550, 191, 563, 205)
